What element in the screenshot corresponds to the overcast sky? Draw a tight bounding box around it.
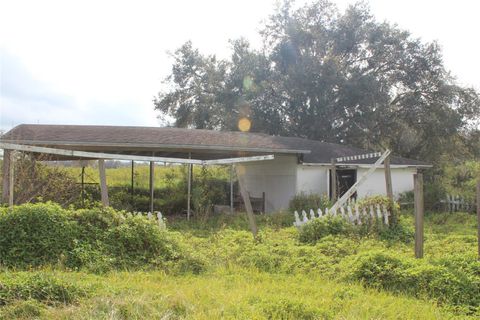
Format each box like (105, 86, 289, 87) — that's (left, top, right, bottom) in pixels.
(1, 0, 479, 132)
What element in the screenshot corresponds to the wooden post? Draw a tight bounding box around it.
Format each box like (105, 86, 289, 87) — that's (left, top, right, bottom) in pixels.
(230, 165, 234, 214)
(187, 163, 192, 220)
(262, 192, 266, 213)
(81, 166, 85, 207)
(384, 154, 395, 223)
(149, 161, 154, 213)
(130, 160, 135, 200)
(8, 151, 15, 207)
(477, 178, 480, 260)
(331, 158, 337, 201)
(98, 159, 109, 207)
(235, 165, 258, 238)
(384, 155, 393, 201)
(2, 150, 11, 204)
(414, 172, 424, 258)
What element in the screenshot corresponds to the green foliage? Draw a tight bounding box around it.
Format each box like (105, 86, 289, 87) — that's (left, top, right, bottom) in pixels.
(191, 166, 228, 217)
(0, 202, 76, 268)
(0, 272, 86, 306)
(66, 164, 231, 215)
(349, 251, 480, 313)
(439, 160, 480, 201)
(0, 203, 206, 274)
(298, 216, 351, 244)
(289, 192, 332, 211)
(154, 1, 480, 164)
(377, 215, 415, 244)
(0, 201, 479, 317)
(12, 154, 80, 206)
(104, 216, 181, 269)
(257, 297, 328, 320)
(0, 299, 44, 319)
(356, 195, 399, 212)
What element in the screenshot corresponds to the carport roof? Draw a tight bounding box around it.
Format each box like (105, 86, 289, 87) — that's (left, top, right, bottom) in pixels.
(1, 124, 430, 166)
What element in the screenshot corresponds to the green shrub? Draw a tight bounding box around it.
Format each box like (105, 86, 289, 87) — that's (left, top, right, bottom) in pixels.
(377, 215, 414, 244)
(298, 216, 351, 244)
(289, 193, 331, 212)
(192, 166, 228, 217)
(105, 216, 181, 268)
(0, 272, 87, 306)
(356, 195, 398, 211)
(69, 207, 125, 244)
(0, 203, 77, 268)
(0, 299, 44, 319)
(66, 241, 115, 273)
(350, 251, 480, 312)
(0, 203, 205, 273)
(257, 298, 330, 320)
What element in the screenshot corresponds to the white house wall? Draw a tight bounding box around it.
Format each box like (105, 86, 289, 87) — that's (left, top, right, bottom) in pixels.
(238, 155, 297, 213)
(239, 158, 417, 213)
(296, 165, 329, 197)
(356, 167, 417, 198)
(295, 165, 417, 200)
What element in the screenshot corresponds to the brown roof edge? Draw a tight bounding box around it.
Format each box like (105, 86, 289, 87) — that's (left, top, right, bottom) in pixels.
(0, 139, 312, 155)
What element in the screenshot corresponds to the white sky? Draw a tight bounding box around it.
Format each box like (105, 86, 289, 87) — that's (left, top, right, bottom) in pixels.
(1, 0, 479, 132)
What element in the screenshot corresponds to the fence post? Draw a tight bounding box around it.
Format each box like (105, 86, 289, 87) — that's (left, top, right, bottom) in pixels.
(384, 154, 395, 224)
(149, 161, 155, 213)
(98, 159, 109, 207)
(414, 173, 424, 258)
(2, 149, 11, 204)
(8, 151, 15, 207)
(331, 158, 337, 201)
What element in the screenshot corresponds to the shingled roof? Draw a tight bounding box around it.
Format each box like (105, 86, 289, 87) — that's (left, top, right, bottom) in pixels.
(1, 124, 429, 166)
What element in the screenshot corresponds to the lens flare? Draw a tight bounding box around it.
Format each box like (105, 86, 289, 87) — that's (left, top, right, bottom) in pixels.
(238, 117, 251, 132)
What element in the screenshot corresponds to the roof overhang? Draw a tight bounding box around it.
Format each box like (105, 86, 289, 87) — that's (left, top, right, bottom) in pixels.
(0, 142, 276, 165)
(301, 162, 433, 169)
(0, 139, 311, 156)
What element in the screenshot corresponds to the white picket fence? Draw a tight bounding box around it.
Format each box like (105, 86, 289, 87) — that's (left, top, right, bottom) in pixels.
(122, 211, 167, 229)
(441, 195, 476, 212)
(293, 204, 391, 228)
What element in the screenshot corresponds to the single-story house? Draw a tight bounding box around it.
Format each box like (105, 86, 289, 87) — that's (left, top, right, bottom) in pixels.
(1, 124, 430, 212)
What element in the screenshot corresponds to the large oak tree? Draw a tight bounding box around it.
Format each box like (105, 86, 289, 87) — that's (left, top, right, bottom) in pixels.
(154, 0, 479, 163)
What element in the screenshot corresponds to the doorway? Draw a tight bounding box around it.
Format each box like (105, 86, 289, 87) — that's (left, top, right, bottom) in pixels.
(329, 169, 357, 200)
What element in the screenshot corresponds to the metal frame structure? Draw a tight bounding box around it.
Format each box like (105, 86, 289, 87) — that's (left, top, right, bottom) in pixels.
(1, 142, 273, 238)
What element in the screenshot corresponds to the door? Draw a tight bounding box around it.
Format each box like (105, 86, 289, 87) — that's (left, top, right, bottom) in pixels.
(329, 169, 357, 200)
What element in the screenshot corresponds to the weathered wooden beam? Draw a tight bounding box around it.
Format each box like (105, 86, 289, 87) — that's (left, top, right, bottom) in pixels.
(131, 160, 134, 208)
(149, 161, 154, 213)
(384, 154, 393, 201)
(414, 172, 424, 259)
(331, 158, 337, 201)
(235, 165, 258, 238)
(81, 166, 85, 207)
(0, 142, 202, 164)
(384, 154, 395, 223)
(98, 159, 109, 207)
(187, 163, 192, 220)
(330, 150, 391, 213)
(8, 151, 15, 207)
(2, 150, 11, 204)
(0, 143, 275, 165)
(204, 155, 274, 165)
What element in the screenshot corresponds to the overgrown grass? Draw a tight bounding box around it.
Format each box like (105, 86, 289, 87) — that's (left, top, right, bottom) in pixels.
(36, 270, 460, 320)
(65, 164, 230, 188)
(0, 204, 478, 319)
